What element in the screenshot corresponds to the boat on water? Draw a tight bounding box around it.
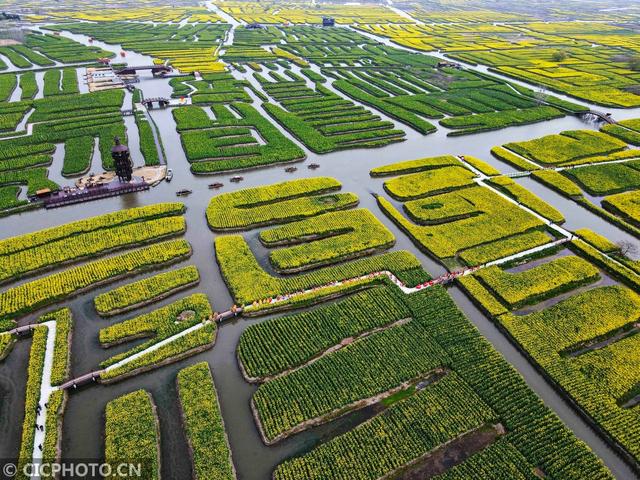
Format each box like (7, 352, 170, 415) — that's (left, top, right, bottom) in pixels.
(285, 166, 298, 173)
(209, 182, 224, 189)
(176, 188, 192, 196)
(230, 176, 244, 183)
(166, 169, 173, 182)
(308, 163, 320, 170)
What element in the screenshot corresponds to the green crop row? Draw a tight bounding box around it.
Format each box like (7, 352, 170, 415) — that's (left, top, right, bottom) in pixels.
(440, 106, 563, 136)
(206, 177, 357, 230)
(239, 287, 409, 379)
(461, 155, 502, 176)
(95, 266, 199, 316)
(370, 155, 459, 177)
(0, 154, 51, 173)
(575, 229, 620, 254)
(105, 390, 160, 479)
(0, 47, 31, 68)
(134, 113, 160, 166)
(40, 388, 65, 470)
(259, 209, 395, 272)
(490, 146, 541, 171)
(0, 332, 15, 360)
(16, 326, 47, 479)
(457, 275, 509, 317)
(177, 362, 235, 480)
(62, 136, 94, 176)
(0, 239, 192, 321)
(531, 170, 583, 197)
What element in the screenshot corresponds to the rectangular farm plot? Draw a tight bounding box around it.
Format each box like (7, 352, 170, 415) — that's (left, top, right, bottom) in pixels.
(499, 285, 640, 462)
(206, 177, 358, 230)
(602, 190, 640, 227)
(504, 130, 627, 166)
(259, 209, 396, 272)
(258, 76, 405, 153)
(566, 162, 640, 196)
(382, 165, 476, 200)
(105, 390, 160, 479)
(474, 255, 601, 309)
(378, 186, 546, 261)
(174, 103, 305, 173)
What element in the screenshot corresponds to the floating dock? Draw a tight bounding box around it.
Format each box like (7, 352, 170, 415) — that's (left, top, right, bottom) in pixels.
(43, 179, 149, 209)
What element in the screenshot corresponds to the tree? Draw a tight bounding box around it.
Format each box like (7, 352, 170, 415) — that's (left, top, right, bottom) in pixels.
(616, 240, 638, 257)
(552, 50, 569, 62)
(534, 89, 548, 106)
(629, 55, 640, 72)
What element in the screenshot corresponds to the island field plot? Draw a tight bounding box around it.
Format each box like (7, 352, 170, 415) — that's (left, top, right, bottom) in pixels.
(457, 244, 640, 467)
(214, 0, 413, 24)
(243, 284, 612, 480)
(370, 155, 562, 268)
(254, 71, 406, 153)
(275, 27, 581, 135)
(44, 21, 229, 73)
(494, 125, 640, 241)
(173, 99, 306, 173)
(208, 176, 428, 308)
(358, 21, 640, 107)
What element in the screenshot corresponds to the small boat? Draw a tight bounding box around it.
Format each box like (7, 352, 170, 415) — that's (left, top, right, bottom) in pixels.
(284, 166, 297, 173)
(176, 189, 192, 196)
(230, 176, 244, 183)
(165, 169, 173, 182)
(308, 163, 320, 170)
(208, 182, 224, 189)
